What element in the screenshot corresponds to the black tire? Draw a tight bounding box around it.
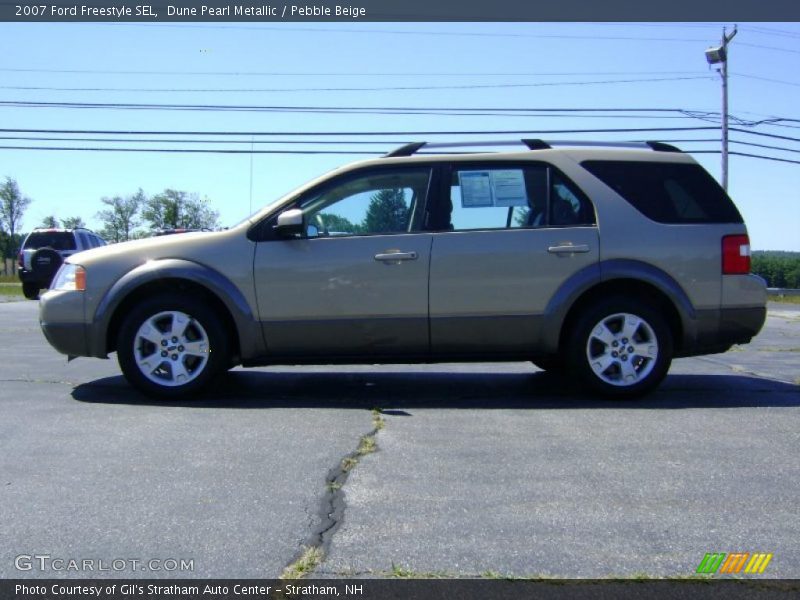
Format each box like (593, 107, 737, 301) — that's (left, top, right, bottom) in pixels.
(22, 282, 40, 300)
(566, 296, 673, 398)
(116, 293, 230, 399)
(30, 247, 63, 289)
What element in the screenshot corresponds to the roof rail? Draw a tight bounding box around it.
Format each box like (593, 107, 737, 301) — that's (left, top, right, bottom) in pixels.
(382, 139, 682, 158)
(384, 142, 427, 158)
(644, 141, 682, 153)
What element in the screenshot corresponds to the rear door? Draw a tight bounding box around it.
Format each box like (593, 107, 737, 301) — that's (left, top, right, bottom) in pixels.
(428, 161, 599, 355)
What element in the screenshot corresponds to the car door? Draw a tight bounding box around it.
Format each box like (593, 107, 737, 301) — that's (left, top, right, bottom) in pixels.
(253, 166, 434, 358)
(428, 161, 599, 355)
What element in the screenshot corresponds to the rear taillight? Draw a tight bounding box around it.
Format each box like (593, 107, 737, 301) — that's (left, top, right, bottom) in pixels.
(722, 234, 751, 274)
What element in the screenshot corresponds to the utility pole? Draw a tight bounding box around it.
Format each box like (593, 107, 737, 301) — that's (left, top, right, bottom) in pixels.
(706, 25, 738, 191)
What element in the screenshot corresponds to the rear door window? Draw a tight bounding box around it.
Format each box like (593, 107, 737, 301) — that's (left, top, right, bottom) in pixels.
(23, 232, 77, 251)
(433, 163, 595, 231)
(581, 160, 743, 224)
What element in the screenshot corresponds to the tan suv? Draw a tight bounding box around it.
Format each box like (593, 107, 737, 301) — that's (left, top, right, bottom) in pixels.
(39, 140, 767, 398)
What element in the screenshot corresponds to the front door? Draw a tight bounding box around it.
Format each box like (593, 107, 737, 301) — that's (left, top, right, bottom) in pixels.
(253, 167, 433, 358)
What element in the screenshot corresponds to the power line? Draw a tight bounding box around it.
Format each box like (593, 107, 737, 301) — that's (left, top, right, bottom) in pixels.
(729, 151, 800, 165)
(0, 126, 723, 136)
(0, 76, 712, 93)
(0, 104, 694, 115)
(0, 146, 378, 154)
(1, 144, 798, 165)
(737, 42, 800, 55)
(96, 23, 711, 42)
(4, 136, 799, 156)
(739, 25, 800, 39)
(734, 73, 800, 88)
(0, 67, 710, 78)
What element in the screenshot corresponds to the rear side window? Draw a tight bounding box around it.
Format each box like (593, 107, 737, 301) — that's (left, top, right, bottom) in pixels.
(23, 232, 77, 251)
(436, 164, 596, 231)
(582, 160, 743, 224)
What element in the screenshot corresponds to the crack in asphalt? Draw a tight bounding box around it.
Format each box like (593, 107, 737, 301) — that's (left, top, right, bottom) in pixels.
(0, 377, 74, 385)
(693, 356, 797, 385)
(281, 409, 385, 579)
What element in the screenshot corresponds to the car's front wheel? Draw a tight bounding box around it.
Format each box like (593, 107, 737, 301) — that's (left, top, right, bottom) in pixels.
(117, 294, 230, 398)
(566, 297, 673, 398)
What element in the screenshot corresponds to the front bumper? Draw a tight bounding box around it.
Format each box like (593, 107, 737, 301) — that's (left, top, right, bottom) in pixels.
(39, 289, 89, 357)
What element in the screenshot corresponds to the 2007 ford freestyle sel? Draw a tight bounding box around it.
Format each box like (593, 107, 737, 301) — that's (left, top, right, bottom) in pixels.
(39, 140, 767, 398)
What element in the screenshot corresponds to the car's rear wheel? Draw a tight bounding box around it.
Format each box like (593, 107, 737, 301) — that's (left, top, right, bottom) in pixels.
(22, 282, 39, 300)
(117, 294, 230, 398)
(566, 296, 672, 398)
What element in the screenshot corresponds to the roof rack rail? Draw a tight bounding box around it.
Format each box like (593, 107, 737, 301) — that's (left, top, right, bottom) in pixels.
(644, 141, 682, 153)
(382, 139, 682, 158)
(384, 142, 427, 158)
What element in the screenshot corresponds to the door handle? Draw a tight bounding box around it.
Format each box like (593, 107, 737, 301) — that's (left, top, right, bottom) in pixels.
(374, 251, 418, 262)
(548, 244, 591, 254)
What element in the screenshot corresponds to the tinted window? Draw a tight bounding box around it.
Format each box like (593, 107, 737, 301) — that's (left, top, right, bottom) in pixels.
(23, 232, 77, 251)
(438, 164, 595, 231)
(582, 160, 743, 224)
(78, 232, 90, 249)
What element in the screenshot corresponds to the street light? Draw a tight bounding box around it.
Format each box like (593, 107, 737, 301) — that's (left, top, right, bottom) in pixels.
(705, 25, 737, 192)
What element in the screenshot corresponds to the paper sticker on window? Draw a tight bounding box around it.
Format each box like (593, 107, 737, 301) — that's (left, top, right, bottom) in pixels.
(491, 170, 528, 207)
(458, 171, 493, 207)
(458, 169, 528, 208)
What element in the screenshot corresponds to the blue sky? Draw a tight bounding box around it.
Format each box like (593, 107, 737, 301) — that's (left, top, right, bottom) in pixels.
(0, 21, 798, 249)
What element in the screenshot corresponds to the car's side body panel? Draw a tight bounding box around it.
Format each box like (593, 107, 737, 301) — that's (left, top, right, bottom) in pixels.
(429, 227, 599, 354)
(254, 234, 433, 356)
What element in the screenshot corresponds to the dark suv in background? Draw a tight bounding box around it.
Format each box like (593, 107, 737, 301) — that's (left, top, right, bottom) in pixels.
(18, 228, 106, 299)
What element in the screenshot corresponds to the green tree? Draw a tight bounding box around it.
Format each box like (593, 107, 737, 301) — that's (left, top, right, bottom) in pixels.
(363, 189, 408, 233)
(142, 189, 220, 231)
(318, 212, 360, 234)
(0, 177, 32, 272)
(61, 216, 86, 229)
(96, 190, 144, 243)
(40, 215, 58, 228)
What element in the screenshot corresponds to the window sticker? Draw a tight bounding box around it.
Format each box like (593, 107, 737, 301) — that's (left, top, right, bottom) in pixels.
(458, 171, 493, 207)
(491, 170, 528, 207)
(458, 169, 528, 208)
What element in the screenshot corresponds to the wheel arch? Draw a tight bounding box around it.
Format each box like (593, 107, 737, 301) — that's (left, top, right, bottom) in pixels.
(542, 259, 695, 356)
(91, 259, 261, 361)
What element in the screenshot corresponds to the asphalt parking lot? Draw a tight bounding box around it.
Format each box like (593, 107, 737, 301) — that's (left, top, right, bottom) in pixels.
(0, 298, 798, 579)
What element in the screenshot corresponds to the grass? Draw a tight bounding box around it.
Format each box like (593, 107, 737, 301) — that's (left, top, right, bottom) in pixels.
(390, 564, 451, 579)
(0, 274, 18, 284)
(0, 282, 25, 298)
(769, 294, 800, 305)
(280, 546, 323, 580)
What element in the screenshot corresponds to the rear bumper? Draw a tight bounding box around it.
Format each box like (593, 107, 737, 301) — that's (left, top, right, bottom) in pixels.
(679, 305, 766, 357)
(18, 269, 40, 285)
(718, 306, 767, 345)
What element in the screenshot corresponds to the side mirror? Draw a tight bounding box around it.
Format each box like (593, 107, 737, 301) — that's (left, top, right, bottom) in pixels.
(274, 208, 304, 237)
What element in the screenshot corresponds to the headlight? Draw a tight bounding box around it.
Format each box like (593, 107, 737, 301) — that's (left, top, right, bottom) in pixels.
(50, 263, 86, 291)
